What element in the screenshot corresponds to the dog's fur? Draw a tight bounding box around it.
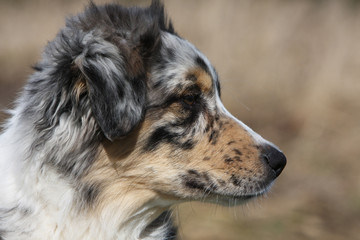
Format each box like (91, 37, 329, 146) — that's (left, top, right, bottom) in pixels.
(0, 1, 286, 239)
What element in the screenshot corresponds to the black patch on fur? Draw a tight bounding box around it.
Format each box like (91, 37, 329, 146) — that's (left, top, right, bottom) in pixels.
(184, 178, 206, 190)
(143, 124, 196, 152)
(209, 129, 219, 145)
(183, 170, 206, 190)
(230, 174, 242, 186)
(224, 157, 234, 164)
(161, 94, 181, 108)
(141, 210, 177, 240)
(196, 56, 210, 75)
(233, 149, 243, 155)
(80, 183, 101, 207)
(164, 226, 177, 240)
(204, 123, 211, 133)
(144, 126, 177, 151)
(233, 156, 242, 162)
(215, 76, 221, 97)
(181, 139, 195, 150)
(186, 73, 197, 81)
(182, 170, 217, 191)
(144, 120, 199, 150)
(153, 78, 164, 89)
(188, 169, 200, 176)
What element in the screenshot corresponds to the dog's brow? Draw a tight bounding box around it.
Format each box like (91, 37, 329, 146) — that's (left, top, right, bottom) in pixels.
(186, 68, 213, 94)
(195, 56, 210, 75)
(194, 56, 220, 96)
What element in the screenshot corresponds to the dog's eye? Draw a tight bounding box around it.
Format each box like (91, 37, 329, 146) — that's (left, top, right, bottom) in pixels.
(182, 95, 197, 106)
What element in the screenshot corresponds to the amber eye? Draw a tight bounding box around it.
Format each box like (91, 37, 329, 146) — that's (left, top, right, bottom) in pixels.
(182, 95, 197, 106)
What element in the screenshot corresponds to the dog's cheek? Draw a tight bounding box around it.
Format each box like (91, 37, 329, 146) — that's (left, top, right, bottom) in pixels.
(141, 107, 202, 153)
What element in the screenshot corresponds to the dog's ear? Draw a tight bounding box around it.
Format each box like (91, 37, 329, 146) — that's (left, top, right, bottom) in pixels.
(74, 34, 152, 141)
(69, 3, 168, 140)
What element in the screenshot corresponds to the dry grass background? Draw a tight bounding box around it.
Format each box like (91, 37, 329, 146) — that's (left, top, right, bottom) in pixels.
(1, 0, 360, 239)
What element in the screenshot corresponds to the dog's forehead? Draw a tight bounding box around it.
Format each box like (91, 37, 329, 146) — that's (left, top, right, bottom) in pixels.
(150, 32, 219, 97)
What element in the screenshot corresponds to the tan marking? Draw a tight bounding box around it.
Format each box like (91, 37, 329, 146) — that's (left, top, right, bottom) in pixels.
(190, 116, 263, 178)
(187, 68, 213, 93)
(73, 79, 87, 101)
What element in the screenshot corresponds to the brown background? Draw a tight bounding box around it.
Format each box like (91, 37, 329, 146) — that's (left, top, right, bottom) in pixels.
(1, 0, 360, 239)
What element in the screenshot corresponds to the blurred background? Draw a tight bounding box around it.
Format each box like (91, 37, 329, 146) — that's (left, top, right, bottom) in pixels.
(1, 0, 359, 239)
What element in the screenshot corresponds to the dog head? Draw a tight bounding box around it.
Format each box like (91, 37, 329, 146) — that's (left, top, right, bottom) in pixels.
(74, 2, 285, 205)
(30, 1, 286, 206)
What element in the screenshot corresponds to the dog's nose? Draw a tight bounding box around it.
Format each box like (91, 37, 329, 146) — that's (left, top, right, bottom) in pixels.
(260, 145, 286, 177)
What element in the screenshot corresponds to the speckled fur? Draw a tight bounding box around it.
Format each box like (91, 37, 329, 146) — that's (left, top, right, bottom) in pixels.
(0, 1, 285, 239)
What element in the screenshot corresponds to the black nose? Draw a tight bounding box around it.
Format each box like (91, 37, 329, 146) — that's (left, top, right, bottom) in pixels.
(261, 145, 287, 177)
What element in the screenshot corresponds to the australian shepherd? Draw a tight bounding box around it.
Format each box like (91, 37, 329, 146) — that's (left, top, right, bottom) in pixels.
(0, 1, 286, 239)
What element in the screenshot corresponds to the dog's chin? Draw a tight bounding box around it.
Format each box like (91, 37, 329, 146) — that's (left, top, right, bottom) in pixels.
(200, 182, 274, 206)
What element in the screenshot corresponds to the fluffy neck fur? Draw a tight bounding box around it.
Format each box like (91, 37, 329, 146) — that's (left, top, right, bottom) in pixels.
(0, 107, 175, 240)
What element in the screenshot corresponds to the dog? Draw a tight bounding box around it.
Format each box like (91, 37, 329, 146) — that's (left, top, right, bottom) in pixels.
(0, 1, 286, 239)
